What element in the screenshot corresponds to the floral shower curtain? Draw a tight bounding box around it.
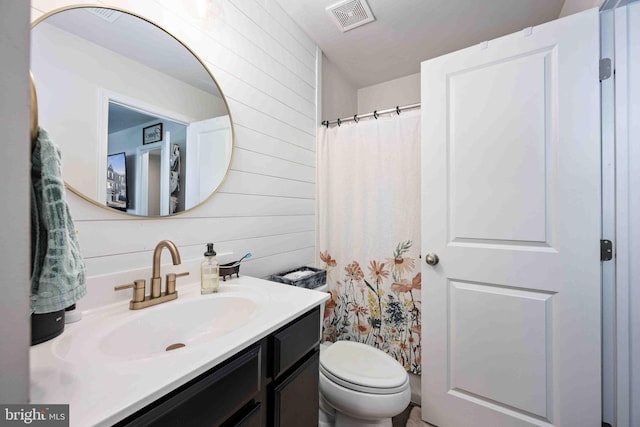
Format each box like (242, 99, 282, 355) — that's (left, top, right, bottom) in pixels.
(318, 109, 422, 374)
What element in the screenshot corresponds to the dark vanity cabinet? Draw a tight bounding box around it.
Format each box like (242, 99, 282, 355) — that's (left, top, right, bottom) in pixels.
(115, 306, 321, 427)
(269, 307, 321, 426)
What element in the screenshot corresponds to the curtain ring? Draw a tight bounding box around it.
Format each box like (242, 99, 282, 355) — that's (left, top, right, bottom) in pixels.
(353, 115, 359, 123)
(373, 110, 379, 119)
(337, 118, 341, 127)
(322, 120, 329, 128)
(396, 106, 401, 115)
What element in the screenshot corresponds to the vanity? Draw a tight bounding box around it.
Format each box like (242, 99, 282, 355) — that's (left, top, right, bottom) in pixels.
(30, 276, 328, 426)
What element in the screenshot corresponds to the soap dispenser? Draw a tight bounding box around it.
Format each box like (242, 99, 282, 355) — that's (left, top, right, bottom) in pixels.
(201, 243, 220, 294)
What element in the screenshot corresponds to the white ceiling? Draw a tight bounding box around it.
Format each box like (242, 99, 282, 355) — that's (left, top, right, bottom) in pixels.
(40, 7, 221, 97)
(108, 103, 159, 134)
(276, 0, 566, 88)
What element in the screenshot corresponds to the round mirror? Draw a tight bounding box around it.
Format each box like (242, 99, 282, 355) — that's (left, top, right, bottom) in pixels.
(31, 6, 233, 216)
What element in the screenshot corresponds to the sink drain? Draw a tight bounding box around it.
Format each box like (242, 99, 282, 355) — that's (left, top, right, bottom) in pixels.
(166, 343, 186, 351)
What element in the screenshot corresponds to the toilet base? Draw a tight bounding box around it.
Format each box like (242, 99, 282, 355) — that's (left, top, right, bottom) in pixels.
(319, 410, 392, 427)
(319, 396, 336, 427)
(319, 410, 334, 427)
(319, 405, 392, 427)
(335, 412, 392, 427)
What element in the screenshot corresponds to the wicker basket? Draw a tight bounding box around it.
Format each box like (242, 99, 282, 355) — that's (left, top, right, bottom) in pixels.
(270, 266, 326, 289)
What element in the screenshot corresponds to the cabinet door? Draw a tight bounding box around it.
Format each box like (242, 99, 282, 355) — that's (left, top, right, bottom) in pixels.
(272, 351, 319, 427)
(117, 345, 261, 427)
(271, 306, 320, 378)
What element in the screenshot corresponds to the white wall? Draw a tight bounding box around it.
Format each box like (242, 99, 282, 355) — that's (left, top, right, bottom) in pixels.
(559, 0, 605, 17)
(322, 65, 420, 121)
(31, 22, 222, 200)
(31, 1, 318, 301)
(0, 1, 30, 403)
(321, 53, 357, 120)
(357, 73, 420, 114)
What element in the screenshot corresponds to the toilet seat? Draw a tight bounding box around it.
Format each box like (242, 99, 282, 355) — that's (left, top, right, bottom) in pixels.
(320, 341, 409, 395)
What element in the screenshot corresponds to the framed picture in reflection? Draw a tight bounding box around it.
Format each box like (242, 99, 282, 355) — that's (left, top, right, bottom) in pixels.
(143, 123, 163, 145)
(106, 152, 127, 212)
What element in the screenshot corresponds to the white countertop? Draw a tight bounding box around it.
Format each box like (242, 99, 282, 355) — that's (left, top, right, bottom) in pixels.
(30, 276, 328, 427)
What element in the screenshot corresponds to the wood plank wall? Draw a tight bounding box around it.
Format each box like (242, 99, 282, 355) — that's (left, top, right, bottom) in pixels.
(30, 0, 318, 281)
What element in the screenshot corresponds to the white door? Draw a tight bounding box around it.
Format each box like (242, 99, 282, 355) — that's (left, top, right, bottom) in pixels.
(185, 116, 232, 210)
(421, 9, 601, 427)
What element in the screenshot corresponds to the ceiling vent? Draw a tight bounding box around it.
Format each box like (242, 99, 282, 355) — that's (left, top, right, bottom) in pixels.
(326, 0, 376, 33)
(86, 8, 123, 23)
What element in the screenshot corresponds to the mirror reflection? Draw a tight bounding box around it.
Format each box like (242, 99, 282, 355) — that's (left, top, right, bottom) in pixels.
(31, 7, 233, 216)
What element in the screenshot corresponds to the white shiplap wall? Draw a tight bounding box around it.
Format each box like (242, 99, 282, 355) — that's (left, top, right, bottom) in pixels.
(30, 1, 318, 285)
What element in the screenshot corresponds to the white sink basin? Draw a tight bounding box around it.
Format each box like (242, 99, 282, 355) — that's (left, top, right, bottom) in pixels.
(53, 294, 258, 363)
(99, 296, 257, 360)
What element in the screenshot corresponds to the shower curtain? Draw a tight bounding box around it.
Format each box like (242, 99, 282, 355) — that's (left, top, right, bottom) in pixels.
(318, 109, 421, 374)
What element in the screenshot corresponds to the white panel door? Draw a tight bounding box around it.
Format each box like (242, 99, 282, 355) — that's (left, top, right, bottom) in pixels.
(421, 9, 601, 427)
(185, 116, 232, 210)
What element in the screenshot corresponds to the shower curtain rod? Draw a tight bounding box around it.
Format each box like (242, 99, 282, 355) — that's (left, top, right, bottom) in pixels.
(321, 102, 421, 127)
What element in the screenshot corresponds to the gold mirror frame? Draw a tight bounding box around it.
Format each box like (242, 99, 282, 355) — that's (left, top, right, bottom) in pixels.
(31, 5, 235, 217)
(30, 72, 38, 147)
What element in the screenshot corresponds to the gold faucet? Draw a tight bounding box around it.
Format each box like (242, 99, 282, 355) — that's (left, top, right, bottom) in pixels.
(115, 240, 189, 310)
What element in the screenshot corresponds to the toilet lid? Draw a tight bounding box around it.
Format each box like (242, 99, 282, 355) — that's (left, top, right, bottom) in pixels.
(320, 341, 408, 394)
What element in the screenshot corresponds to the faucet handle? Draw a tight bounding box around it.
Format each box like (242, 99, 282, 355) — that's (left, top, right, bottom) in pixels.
(166, 272, 189, 295)
(115, 279, 146, 303)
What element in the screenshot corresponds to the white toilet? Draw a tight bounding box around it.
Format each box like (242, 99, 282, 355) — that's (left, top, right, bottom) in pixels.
(318, 340, 411, 427)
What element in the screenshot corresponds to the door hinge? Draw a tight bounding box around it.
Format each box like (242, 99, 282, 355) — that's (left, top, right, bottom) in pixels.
(601, 239, 613, 261)
(600, 58, 612, 81)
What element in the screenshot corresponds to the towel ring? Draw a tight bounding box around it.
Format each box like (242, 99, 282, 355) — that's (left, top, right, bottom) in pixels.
(30, 72, 38, 149)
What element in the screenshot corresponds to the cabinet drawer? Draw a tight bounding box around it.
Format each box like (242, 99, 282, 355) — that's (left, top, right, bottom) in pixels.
(231, 402, 262, 427)
(117, 344, 262, 427)
(271, 306, 320, 378)
(272, 350, 319, 427)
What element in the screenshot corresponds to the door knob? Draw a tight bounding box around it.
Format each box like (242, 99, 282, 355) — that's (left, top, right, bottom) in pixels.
(425, 253, 439, 266)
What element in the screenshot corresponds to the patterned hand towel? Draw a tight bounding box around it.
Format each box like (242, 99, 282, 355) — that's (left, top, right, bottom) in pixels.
(31, 127, 86, 314)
